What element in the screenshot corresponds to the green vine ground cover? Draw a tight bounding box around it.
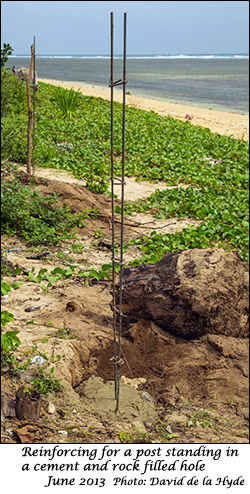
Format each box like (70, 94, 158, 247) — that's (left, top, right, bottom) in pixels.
(1, 73, 249, 263)
(124, 183, 249, 264)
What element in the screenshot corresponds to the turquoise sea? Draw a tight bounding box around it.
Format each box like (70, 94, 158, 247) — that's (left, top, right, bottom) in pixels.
(7, 54, 249, 114)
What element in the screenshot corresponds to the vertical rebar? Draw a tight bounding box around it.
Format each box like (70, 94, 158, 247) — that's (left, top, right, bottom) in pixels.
(110, 12, 127, 413)
(110, 12, 118, 399)
(32, 35, 36, 179)
(115, 11, 127, 413)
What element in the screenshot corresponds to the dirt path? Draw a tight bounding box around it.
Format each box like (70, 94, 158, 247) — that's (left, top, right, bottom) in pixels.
(18, 165, 187, 201)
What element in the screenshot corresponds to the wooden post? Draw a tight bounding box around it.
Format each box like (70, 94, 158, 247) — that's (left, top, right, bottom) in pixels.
(26, 43, 35, 178)
(26, 79, 32, 177)
(15, 386, 41, 421)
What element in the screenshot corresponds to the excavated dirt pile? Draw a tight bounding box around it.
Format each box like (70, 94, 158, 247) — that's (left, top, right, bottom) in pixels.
(119, 248, 249, 339)
(113, 248, 249, 410)
(1, 170, 249, 443)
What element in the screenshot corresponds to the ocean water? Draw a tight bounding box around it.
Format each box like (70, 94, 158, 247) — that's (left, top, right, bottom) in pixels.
(7, 54, 249, 114)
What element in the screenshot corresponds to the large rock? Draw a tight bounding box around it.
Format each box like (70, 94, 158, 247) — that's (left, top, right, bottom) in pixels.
(118, 249, 249, 339)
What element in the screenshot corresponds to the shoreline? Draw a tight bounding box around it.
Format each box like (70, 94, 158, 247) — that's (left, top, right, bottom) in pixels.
(39, 78, 249, 140)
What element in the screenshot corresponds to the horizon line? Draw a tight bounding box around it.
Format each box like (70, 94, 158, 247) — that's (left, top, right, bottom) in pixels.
(10, 52, 249, 57)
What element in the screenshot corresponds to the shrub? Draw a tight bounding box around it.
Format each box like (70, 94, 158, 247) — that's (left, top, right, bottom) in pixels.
(1, 177, 80, 245)
(30, 367, 62, 395)
(1, 43, 13, 67)
(53, 86, 82, 119)
(1, 69, 27, 116)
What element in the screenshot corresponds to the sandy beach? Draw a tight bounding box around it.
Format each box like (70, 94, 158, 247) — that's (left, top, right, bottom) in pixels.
(39, 78, 249, 141)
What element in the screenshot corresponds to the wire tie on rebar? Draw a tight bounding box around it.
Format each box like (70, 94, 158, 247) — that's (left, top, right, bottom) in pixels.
(110, 304, 127, 318)
(109, 78, 128, 87)
(110, 356, 124, 365)
(110, 304, 120, 314)
(118, 311, 127, 318)
(111, 177, 127, 186)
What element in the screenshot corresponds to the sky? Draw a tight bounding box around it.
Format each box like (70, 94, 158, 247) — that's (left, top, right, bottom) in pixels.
(1, 1, 249, 55)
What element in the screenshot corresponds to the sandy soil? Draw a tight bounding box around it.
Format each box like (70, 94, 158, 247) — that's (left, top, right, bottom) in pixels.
(1, 169, 248, 444)
(39, 78, 249, 141)
(17, 165, 189, 201)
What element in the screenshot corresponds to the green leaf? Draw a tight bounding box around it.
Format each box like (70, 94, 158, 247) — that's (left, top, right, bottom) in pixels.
(1, 310, 14, 329)
(38, 268, 48, 275)
(166, 433, 179, 439)
(64, 265, 78, 277)
(13, 267, 22, 276)
(46, 275, 60, 284)
(89, 268, 101, 281)
(101, 271, 110, 280)
(114, 262, 121, 272)
(1, 330, 20, 351)
(50, 267, 66, 276)
(76, 270, 85, 277)
(11, 281, 23, 289)
(101, 264, 113, 271)
(35, 268, 48, 283)
(1, 280, 11, 295)
(28, 270, 36, 281)
(81, 271, 91, 278)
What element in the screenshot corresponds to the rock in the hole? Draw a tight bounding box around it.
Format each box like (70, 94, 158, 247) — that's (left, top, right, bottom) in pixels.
(47, 403, 56, 414)
(118, 249, 249, 339)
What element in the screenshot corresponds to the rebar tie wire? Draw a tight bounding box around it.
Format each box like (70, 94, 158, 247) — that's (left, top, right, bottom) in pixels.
(110, 12, 127, 413)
